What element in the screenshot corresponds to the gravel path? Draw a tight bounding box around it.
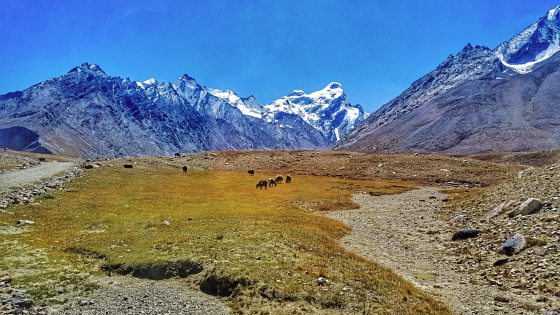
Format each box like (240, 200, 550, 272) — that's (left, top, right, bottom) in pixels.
(328, 187, 504, 315)
(0, 162, 75, 188)
(56, 276, 229, 315)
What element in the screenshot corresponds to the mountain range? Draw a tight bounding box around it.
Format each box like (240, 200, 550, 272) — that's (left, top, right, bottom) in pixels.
(3, 5, 560, 157)
(337, 5, 560, 154)
(0, 64, 365, 157)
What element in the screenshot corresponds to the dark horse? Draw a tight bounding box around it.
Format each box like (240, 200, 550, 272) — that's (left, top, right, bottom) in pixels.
(182, 166, 188, 173)
(286, 175, 292, 183)
(256, 179, 268, 190)
(268, 178, 277, 187)
(248, 169, 255, 176)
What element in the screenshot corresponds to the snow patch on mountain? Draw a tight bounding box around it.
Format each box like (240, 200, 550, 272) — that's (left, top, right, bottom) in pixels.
(207, 88, 264, 118)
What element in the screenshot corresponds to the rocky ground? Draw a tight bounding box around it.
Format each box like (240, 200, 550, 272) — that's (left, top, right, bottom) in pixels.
(440, 162, 560, 313)
(328, 188, 505, 314)
(328, 159, 560, 314)
(55, 276, 229, 315)
(1, 276, 48, 315)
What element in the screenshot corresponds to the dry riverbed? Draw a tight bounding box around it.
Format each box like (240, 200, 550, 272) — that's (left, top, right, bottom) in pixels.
(328, 187, 550, 314)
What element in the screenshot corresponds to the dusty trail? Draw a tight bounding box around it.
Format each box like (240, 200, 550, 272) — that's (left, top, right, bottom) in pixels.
(0, 162, 75, 188)
(328, 187, 503, 315)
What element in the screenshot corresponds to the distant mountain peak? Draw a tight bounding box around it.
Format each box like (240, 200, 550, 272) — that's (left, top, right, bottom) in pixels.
(178, 73, 197, 82)
(68, 62, 106, 75)
(135, 77, 158, 89)
(325, 81, 343, 91)
(264, 82, 365, 141)
(548, 5, 560, 20)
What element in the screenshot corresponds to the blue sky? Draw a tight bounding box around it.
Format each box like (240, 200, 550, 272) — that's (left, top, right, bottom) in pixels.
(0, 0, 558, 112)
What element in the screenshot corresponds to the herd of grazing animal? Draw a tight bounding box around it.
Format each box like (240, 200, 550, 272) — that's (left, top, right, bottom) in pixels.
(255, 172, 292, 190)
(177, 164, 290, 190)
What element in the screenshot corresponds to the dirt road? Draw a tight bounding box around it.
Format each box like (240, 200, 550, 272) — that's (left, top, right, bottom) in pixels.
(0, 162, 75, 189)
(328, 188, 505, 315)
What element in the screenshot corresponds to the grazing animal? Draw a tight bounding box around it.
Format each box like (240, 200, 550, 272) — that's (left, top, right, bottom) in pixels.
(182, 166, 188, 173)
(38, 157, 46, 162)
(123, 164, 133, 169)
(175, 153, 181, 157)
(275, 175, 283, 184)
(256, 180, 268, 190)
(285, 175, 292, 183)
(268, 178, 277, 187)
(248, 169, 255, 176)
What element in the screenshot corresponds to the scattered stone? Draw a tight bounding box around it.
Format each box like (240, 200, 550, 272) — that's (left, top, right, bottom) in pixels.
(485, 200, 514, 220)
(450, 214, 465, 222)
(16, 219, 35, 225)
(452, 228, 481, 241)
(316, 277, 328, 286)
(494, 295, 510, 303)
(499, 233, 526, 256)
(493, 258, 511, 267)
(516, 198, 542, 216)
(426, 228, 440, 235)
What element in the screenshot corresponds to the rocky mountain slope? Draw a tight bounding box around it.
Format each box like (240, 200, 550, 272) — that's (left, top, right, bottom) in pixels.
(0, 64, 365, 157)
(338, 5, 560, 154)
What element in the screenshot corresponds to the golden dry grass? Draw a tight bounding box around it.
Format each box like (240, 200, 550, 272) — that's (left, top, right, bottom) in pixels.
(0, 166, 450, 314)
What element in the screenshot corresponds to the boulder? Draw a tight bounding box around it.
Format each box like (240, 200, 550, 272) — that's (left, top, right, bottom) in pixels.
(451, 228, 480, 241)
(485, 200, 514, 220)
(499, 233, 526, 256)
(515, 198, 542, 216)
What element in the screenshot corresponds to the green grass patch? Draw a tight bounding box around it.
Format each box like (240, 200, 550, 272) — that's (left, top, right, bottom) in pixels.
(0, 167, 449, 314)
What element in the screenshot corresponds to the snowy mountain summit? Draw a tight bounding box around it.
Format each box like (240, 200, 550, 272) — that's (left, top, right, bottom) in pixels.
(497, 5, 560, 73)
(264, 82, 366, 142)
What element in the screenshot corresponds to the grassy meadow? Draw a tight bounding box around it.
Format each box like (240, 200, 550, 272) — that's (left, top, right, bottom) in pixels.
(0, 166, 450, 314)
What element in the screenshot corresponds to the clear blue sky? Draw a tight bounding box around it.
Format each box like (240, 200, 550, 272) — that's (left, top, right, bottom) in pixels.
(1, 0, 558, 112)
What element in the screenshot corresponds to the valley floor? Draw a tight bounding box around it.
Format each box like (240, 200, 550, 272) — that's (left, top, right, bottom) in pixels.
(1, 149, 559, 314)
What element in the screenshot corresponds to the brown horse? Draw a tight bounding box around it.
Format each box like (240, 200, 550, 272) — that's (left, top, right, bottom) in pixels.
(248, 169, 255, 176)
(285, 175, 292, 183)
(275, 175, 283, 183)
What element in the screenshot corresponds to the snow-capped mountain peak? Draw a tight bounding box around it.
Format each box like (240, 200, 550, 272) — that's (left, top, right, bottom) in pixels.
(135, 77, 158, 89)
(548, 5, 560, 20)
(497, 5, 560, 74)
(263, 82, 366, 141)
